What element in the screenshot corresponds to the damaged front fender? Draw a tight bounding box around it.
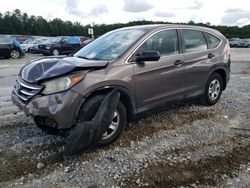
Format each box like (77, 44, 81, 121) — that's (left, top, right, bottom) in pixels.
(64, 89, 120, 157)
(20, 89, 85, 129)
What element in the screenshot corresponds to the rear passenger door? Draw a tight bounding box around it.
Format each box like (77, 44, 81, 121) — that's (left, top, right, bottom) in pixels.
(181, 29, 211, 95)
(132, 29, 186, 110)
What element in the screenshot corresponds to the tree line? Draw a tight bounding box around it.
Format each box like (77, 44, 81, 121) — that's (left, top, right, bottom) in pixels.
(0, 9, 250, 39)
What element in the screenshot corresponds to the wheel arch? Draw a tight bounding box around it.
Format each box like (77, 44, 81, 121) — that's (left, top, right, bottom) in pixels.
(206, 66, 228, 91)
(51, 47, 60, 55)
(77, 86, 137, 123)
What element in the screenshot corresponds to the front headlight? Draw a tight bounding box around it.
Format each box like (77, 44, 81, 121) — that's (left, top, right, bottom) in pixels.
(41, 73, 85, 95)
(45, 46, 51, 49)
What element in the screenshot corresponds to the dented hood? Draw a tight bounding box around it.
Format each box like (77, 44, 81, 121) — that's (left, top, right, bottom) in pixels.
(20, 56, 109, 83)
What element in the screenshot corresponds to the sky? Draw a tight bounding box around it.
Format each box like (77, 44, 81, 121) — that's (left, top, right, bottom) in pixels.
(0, 0, 250, 27)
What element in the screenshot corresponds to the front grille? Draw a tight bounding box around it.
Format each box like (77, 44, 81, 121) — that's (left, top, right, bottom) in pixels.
(13, 76, 43, 103)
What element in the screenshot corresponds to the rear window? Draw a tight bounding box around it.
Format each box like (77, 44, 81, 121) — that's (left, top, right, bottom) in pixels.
(182, 29, 207, 53)
(205, 33, 221, 48)
(65, 37, 80, 44)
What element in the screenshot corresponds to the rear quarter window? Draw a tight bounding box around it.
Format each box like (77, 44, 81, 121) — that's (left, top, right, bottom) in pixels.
(182, 29, 207, 53)
(205, 33, 221, 48)
(67, 37, 80, 44)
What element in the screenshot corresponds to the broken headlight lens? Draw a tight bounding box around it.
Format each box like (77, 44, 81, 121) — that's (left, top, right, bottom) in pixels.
(41, 73, 84, 95)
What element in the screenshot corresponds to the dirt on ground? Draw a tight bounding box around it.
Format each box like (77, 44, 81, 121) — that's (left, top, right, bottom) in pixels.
(123, 138, 250, 187)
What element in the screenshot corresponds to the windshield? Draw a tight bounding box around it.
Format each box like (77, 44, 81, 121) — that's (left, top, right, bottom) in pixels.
(229, 38, 238, 41)
(24, 39, 34, 44)
(42, 38, 53, 44)
(74, 29, 146, 61)
(34, 38, 47, 44)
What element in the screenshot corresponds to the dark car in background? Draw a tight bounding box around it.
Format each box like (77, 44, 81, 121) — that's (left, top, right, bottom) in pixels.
(0, 36, 25, 59)
(29, 38, 52, 53)
(38, 36, 83, 56)
(228, 38, 239, 47)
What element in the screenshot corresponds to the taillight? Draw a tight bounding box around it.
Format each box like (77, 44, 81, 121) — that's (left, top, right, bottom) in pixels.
(224, 42, 230, 63)
(226, 43, 230, 55)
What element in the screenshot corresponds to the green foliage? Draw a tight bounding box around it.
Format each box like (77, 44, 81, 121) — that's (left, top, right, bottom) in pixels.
(0, 9, 250, 38)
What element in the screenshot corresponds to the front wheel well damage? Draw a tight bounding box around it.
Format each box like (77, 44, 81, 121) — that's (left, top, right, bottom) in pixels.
(83, 87, 136, 122)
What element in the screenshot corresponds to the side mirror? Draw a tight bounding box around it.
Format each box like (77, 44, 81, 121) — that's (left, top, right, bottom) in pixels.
(135, 51, 160, 62)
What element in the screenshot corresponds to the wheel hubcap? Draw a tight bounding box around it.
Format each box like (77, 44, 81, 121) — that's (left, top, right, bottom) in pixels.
(208, 79, 220, 100)
(11, 51, 19, 58)
(102, 111, 120, 140)
(53, 50, 59, 56)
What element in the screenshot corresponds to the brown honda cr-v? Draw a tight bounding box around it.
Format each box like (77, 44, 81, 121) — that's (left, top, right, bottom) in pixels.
(12, 24, 230, 146)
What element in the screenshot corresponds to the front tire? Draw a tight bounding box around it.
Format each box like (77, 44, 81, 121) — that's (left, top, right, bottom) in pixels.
(10, 50, 20, 59)
(201, 73, 223, 106)
(52, 49, 59, 56)
(76, 94, 127, 146)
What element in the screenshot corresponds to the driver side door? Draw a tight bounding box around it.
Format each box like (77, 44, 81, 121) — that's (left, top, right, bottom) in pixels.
(60, 37, 72, 54)
(132, 29, 187, 112)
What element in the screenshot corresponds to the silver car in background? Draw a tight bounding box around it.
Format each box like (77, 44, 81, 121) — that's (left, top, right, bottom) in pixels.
(237, 39, 250, 48)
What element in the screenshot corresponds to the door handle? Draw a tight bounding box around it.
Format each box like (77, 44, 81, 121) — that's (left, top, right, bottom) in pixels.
(208, 53, 215, 59)
(173, 60, 184, 66)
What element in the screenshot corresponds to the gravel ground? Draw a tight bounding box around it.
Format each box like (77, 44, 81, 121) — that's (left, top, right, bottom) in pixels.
(0, 49, 249, 187)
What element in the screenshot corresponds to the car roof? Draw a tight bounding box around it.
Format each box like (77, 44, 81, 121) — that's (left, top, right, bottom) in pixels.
(116, 24, 224, 38)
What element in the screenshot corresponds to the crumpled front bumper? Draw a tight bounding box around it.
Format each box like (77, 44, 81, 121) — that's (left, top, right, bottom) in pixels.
(12, 89, 84, 129)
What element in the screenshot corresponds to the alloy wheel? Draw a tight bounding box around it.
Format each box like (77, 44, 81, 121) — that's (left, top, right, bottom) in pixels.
(208, 79, 221, 101)
(102, 111, 120, 140)
(10, 50, 20, 59)
(52, 49, 59, 56)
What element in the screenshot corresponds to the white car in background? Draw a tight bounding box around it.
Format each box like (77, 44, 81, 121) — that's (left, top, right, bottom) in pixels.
(237, 39, 250, 48)
(21, 38, 48, 52)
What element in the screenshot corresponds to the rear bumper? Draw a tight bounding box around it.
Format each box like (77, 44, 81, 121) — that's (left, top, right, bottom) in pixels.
(12, 89, 84, 129)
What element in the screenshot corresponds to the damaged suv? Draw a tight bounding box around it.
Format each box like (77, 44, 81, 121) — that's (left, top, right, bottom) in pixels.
(12, 24, 230, 146)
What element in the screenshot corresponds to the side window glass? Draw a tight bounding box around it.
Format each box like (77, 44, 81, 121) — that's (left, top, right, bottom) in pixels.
(182, 29, 207, 52)
(205, 33, 221, 48)
(67, 37, 80, 44)
(137, 29, 179, 57)
(61, 38, 69, 44)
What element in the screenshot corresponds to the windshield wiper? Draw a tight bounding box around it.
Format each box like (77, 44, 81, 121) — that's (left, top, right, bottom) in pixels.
(77, 56, 91, 60)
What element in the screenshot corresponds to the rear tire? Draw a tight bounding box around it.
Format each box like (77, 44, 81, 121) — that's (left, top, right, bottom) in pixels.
(76, 94, 127, 146)
(201, 73, 223, 106)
